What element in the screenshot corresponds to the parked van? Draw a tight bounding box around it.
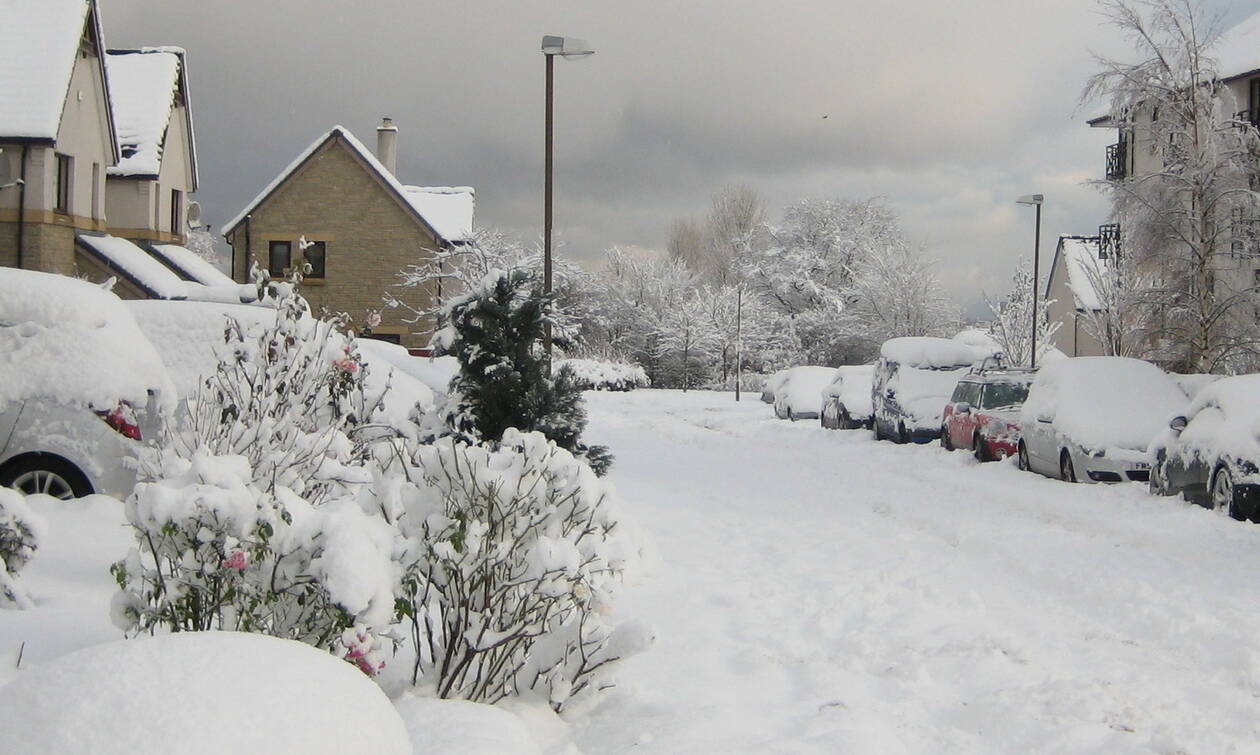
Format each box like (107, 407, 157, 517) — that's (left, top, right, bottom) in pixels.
(871, 337, 993, 444)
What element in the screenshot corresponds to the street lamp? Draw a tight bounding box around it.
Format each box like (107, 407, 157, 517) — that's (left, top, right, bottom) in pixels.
(541, 35, 594, 365)
(1016, 193, 1044, 369)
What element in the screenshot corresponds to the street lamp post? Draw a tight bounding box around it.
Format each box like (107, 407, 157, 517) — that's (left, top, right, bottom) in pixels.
(1016, 194, 1044, 369)
(541, 35, 594, 366)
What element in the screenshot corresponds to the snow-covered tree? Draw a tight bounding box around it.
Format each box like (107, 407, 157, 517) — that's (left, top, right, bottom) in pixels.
(1074, 246, 1161, 357)
(985, 263, 1061, 366)
(839, 237, 959, 353)
(1083, 0, 1260, 371)
(654, 294, 720, 391)
(0, 489, 44, 610)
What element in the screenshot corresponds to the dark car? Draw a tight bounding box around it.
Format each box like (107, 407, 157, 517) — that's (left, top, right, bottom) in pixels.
(1149, 374, 1260, 521)
(941, 367, 1033, 461)
(871, 337, 991, 444)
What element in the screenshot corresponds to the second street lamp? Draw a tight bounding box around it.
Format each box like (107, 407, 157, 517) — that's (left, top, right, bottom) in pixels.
(541, 35, 594, 367)
(1016, 193, 1044, 369)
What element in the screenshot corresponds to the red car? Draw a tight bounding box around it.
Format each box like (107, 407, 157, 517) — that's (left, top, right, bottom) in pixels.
(940, 368, 1033, 462)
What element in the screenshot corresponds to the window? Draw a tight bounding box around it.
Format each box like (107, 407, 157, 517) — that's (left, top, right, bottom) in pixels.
(91, 162, 100, 219)
(303, 240, 326, 278)
(55, 153, 71, 214)
(170, 189, 182, 235)
(268, 241, 291, 276)
(153, 187, 161, 230)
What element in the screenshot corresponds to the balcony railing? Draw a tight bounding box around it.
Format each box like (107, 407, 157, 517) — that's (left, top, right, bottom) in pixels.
(1098, 223, 1121, 261)
(1105, 142, 1127, 181)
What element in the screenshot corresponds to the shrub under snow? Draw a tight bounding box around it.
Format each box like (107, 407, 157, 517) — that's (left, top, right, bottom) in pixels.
(555, 358, 649, 392)
(383, 430, 644, 710)
(0, 489, 45, 610)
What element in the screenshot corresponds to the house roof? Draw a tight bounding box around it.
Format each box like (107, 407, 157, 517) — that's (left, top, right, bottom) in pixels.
(76, 233, 190, 299)
(221, 125, 472, 246)
(0, 0, 117, 157)
(1045, 235, 1104, 312)
(148, 243, 236, 287)
(1216, 9, 1260, 83)
(105, 48, 199, 188)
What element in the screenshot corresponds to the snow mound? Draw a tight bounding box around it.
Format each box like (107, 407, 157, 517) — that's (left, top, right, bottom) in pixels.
(1021, 357, 1187, 452)
(823, 364, 875, 417)
(394, 697, 541, 755)
(775, 365, 837, 416)
(0, 268, 174, 410)
(880, 336, 991, 369)
(0, 632, 410, 755)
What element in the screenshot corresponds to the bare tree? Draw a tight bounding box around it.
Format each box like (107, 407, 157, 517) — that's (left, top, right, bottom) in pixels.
(1082, 0, 1260, 371)
(703, 184, 764, 286)
(667, 216, 708, 271)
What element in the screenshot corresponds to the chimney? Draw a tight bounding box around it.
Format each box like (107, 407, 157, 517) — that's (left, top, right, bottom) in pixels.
(376, 117, 398, 176)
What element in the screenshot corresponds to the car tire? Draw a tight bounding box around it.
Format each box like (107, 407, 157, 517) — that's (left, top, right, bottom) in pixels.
(838, 406, 855, 430)
(1017, 442, 1031, 472)
(1149, 454, 1172, 496)
(941, 427, 954, 451)
(973, 434, 990, 463)
(0, 454, 93, 500)
(897, 422, 910, 444)
(1211, 466, 1245, 521)
(1059, 450, 1077, 483)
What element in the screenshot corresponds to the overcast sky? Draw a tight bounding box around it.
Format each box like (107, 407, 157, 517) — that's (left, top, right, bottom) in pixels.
(102, 0, 1256, 316)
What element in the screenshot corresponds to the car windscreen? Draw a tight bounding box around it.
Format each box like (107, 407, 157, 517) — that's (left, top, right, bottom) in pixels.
(981, 382, 1029, 409)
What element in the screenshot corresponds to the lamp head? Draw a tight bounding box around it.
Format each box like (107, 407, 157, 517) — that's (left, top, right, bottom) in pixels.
(542, 35, 594, 57)
(1016, 194, 1044, 206)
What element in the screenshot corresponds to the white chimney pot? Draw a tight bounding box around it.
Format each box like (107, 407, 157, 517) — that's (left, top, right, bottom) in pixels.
(376, 117, 398, 176)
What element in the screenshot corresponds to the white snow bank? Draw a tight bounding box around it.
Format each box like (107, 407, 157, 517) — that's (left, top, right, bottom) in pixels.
(1021, 357, 1187, 452)
(394, 696, 542, 755)
(0, 632, 410, 755)
(775, 366, 836, 416)
(823, 364, 875, 417)
(0, 268, 174, 410)
(880, 336, 992, 369)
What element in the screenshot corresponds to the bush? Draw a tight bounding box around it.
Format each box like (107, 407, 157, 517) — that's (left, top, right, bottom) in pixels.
(0, 489, 45, 610)
(385, 430, 643, 710)
(555, 358, 650, 391)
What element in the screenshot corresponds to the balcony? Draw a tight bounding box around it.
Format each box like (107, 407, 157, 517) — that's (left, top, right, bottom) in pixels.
(1105, 142, 1127, 181)
(1098, 223, 1121, 261)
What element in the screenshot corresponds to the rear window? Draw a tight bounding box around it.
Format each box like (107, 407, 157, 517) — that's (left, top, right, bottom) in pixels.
(981, 381, 1029, 409)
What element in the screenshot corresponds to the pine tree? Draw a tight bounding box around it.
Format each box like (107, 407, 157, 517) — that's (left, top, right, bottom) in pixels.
(435, 269, 612, 475)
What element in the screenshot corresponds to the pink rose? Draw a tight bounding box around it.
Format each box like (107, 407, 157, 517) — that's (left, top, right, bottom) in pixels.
(221, 551, 248, 571)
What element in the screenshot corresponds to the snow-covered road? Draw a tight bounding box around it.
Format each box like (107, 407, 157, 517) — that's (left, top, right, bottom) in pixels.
(575, 389, 1260, 754)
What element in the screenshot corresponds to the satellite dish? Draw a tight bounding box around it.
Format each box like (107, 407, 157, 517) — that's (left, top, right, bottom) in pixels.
(186, 200, 202, 228)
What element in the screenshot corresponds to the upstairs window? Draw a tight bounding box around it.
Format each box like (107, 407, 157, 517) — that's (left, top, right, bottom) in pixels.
(303, 240, 326, 279)
(55, 153, 71, 214)
(268, 241, 291, 277)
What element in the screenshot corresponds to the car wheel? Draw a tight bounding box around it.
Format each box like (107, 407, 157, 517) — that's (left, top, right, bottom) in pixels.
(1017, 442, 1031, 472)
(1059, 450, 1077, 483)
(838, 407, 854, 429)
(1149, 454, 1171, 496)
(1211, 466, 1244, 521)
(820, 405, 835, 430)
(973, 434, 990, 463)
(897, 422, 910, 444)
(0, 455, 93, 500)
(941, 427, 954, 451)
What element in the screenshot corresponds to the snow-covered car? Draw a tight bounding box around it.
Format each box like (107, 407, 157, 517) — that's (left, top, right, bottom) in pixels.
(871, 337, 992, 443)
(941, 367, 1033, 461)
(820, 365, 875, 429)
(759, 369, 792, 404)
(1017, 357, 1186, 484)
(773, 366, 836, 420)
(0, 269, 173, 499)
(1149, 374, 1260, 521)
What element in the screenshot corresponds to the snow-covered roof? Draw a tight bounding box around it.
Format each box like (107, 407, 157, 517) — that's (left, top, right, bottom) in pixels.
(1049, 235, 1104, 312)
(148, 243, 236, 286)
(402, 186, 475, 242)
(76, 234, 189, 299)
(221, 126, 472, 246)
(104, 48, 184, 178)
(0, 0, 114, 147)
(1215, 10, 1260, 82)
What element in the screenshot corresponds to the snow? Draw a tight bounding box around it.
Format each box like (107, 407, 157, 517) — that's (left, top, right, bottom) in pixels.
(894, 363, 970, 429)
(952, 328, 1000, 352)
(1021, 357, 1188, 452)
(148, 243, 238, 287)
(104, 50, 179, 177)
(555, 358, 649, 391)
(0, 268, 174, 410)
(0, 632, 410, 754)
(759, 368, 793, 402)
(403, 186, 475, 243)
(879, 336, 991, 369)
(774, 365, 836, 417)
(394, 696, 543, 755)
(75, 234, 188, 299)
(1058, 235, 1104, 312)
(1162, 374, 1260, 476)
(0, 0, 90, 139)
(1215, 9, 1260, 81)
(823, 364, 875, 418)
(221, 126, 472, 245)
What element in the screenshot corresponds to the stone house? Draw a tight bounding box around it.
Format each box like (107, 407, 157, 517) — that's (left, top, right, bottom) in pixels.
(221, 121, 474, 349)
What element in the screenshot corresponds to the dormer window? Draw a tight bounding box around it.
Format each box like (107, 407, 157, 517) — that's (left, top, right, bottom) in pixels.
(120, 144, 138, 160)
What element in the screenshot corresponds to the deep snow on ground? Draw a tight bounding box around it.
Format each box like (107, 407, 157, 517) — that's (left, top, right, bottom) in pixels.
(575, 389, 1260, 754)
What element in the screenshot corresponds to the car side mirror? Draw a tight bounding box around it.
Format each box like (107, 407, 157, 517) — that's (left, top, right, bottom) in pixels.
(1169, 416, 1188, 433)
(956, 402, 972, 414)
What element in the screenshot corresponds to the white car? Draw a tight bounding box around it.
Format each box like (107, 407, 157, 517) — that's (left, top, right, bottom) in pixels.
(760, 369, 792, 404)
(0, 269, 173, 499)
(1017, 357, 1186, 484)
(820, 365, 875, 429)
(773, 366, 837, 421)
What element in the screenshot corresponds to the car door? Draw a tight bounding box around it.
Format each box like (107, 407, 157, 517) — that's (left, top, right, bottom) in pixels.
(1024, 400, 1058, 475)
(0, 399, 23, 458)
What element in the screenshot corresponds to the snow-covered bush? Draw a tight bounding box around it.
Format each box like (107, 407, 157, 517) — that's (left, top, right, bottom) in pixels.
(555, 358, 649, 391)
(0, 489, 45, 610)
(384, 430, 643, 710)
